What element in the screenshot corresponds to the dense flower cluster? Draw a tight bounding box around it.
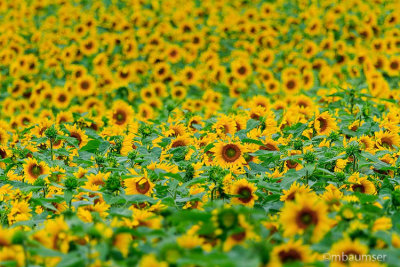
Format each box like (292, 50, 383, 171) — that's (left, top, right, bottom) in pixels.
(1, 0, 400, 266)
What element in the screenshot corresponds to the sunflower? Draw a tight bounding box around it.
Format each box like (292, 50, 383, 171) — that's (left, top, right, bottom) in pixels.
(270, 240, 312, 266)
(109, 100, 134, 127)
(230, 179, 258, 207)
(329, 238, 369, 264)
(188, 115, 204, 132)
(231, 59, 251, 80)
(138, 254, 168, 267)
(358, 135, 374, 151)
(124, 174, 155, 196)
(86, 172, 110, 187)
(280, 182, 312, 202)
(169, 135, 192, 149)
(313, 111, 338, 136)
(223, 214, 258, 251)
(76, 75, 95, 96)
(138, 103, 155, 121)
(23, 158, 50, 184)
(375, 130, 400, 151)
(213, 115, 237, 136)
(121, 133, 138, 156)
(211, 139, 246, 168)
(386, 56, 400, 76)
(53, 88, 71, 109)
(280, 193, 331, 242)
(0, 127, 10, 145)
(0, 145, 11, 169)
(348, 173, 376, 195)
(284, 150, 303, 171)
(56, 111, 73, 125)
(126, 208, 162, 229)
(171, 86, 187, 100)
(149, 82, 168, 98)
(153, 62, 170, 81)
(282, 76, 301, 94)
(179, 66, 199, 86)
(183, 186, 207, 210)
(8, 200, 32, 225)
(65, 124, 88, 148)
(80, 37, 98, 56)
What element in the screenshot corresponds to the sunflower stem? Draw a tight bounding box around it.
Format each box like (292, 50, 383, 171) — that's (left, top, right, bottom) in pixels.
(50, 140, 54, 163)
(23, 240, 29, 267)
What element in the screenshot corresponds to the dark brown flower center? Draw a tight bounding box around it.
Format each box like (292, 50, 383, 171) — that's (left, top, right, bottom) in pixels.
(70, 132, 82, 146)
(390, 61, 399, 70)
(113, 110, 127, 125)
(317, 117, 328, 132)
(171, 140, 186, 148)
(231, 231, 246, 241)
(237, 66, 247, 75)
(0, 149, 6, 159)
(296, 208, 318, 229)
(80, 81, 90, 90)
(286, 80, 295, 90)
(381, 137, 393, 148)
(222, 144, 241, 162)
(352, 184, 365, 193)
(278, 249, 302, 263)
(237, 186, 252, 203)
(136, 179, 150, 194)
(260, 143, 277, 151)
(29, 164, 43, 178)
(341, 250, 361, 262)
(58, 94, 67, 102)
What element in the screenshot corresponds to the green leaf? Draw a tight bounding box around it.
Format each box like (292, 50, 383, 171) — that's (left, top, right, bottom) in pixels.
(80, 139, 101, 153)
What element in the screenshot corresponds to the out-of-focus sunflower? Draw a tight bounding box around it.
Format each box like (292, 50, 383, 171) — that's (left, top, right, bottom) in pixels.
(280, 193, 331, 242)
(230, 179, 258, 207)
(23, 158, 50, 184)
(65, 124, 89, 148)
(109, 100, 134, 127)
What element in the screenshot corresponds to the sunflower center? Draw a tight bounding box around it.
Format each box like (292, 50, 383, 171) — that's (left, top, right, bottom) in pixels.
(237, 187, 252, 203)
(381, 137, 393, 148)
(226, 147, 237, 158)
(286, 80, 295, 89)
(296, 209, 318, 229)
(221, 144, 241, 162)
(0, 149, 7, 158)
(113, 110, 127, 125)
(352, 184, 365, 193)
(171, 140, 186, 148)
(390, 61, 399, 70)
(58, 94, 67, 102)
(278, 249, 302, 263)
(231, 231, 246, 241)
(260, 143, 277, 151)
(237, 66, 247, 75)
(286, 160, 298, 169)
(80, 81, 90, 90)
(136, 179, 150, 194)
(70, 132, 82, 145)
(317, 117, 328, 132)
(30, 164, 43, 177)
(120, 71, 129, 79)
(342, 250, 361, 262)
(186, 71, 193, 80)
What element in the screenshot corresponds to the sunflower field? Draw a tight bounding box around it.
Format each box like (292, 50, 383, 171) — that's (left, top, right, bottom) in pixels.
(2, 0, 400, 266)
